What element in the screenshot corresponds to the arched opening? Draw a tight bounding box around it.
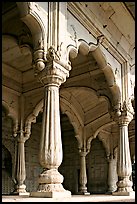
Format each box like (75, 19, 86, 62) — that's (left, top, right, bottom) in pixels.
(59, 113, 80, 194)
(2, 145, 14, 195)
(66, 39, 121, 110)
(86, 137, 108, 194)
(25, 112, 43, 192)
(2, 106, 15, 195)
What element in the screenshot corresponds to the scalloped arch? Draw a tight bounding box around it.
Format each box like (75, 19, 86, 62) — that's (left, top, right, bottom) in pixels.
(60, 96, 83, 149)
(16, 2, 46, 49)
(67, 39, 121, 107)
(2, 100, 18, 129)
(60, 86, 112, 117)
(2, 100, 18, 137)
(25, 99, 44, 125)
(87, 121, 115, 151)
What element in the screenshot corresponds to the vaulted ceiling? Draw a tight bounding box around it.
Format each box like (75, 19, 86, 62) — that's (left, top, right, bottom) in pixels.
(2, 2, 135, 146)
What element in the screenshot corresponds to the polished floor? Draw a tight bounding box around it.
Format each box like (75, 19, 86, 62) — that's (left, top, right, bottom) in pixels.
(2, 193, 135, 202)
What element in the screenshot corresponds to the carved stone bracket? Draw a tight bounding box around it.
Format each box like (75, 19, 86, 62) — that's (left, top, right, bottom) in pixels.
(112, 98, 134, 124)
(33, 46, 71, 87)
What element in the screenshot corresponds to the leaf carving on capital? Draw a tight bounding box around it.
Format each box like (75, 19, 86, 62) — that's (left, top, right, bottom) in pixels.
(46, 46, 60, 62)
(121, 99, 134, 116)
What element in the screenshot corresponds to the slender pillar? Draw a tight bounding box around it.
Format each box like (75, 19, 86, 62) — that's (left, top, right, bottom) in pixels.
(31, 50, 71, 198)
(107, 154, 118, 193)
(13, 130, 29, 196)
(113, 113, 134, 196)
(12, 95, 30, 196)
(78, 150, 90, 195)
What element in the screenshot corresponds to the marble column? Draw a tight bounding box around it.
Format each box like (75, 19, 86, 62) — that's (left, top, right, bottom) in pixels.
(13, 130, 29, 196)
(107, 154, 118, 193)
(78, 149, 90, 195)
(31, 53, 71, 198)
(113, 114, 133, 196)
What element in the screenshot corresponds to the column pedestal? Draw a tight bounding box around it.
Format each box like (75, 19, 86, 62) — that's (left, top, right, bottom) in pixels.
(31, 169, 71, 198)
(78, 150, 90, 195)
(12, 130, 30, 196)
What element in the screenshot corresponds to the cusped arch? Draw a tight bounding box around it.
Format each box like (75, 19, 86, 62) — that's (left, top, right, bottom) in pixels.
(67, 38, 121, 109)
(24, 99, 44, 138)
(61, 86, 112, 121)
(25, 95, 84, 149)
(25, 99, 44, 124)
(16, 2, 47, 50)
(60, 96, 83, 149)
(2, 100, 18, 136)
(87, 121, 115, 151)
(60, 86, 112, 150)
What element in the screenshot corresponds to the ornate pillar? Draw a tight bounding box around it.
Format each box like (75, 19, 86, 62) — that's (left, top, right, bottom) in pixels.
(13, 131, 29, 195)
(31, 48, 71, 198)
(12, 120, 31, 196)
(12, 96, 30, 196)
(107, 154, 118, 193)
(113, 100, 134, 196)
(78, 148, 90, 195)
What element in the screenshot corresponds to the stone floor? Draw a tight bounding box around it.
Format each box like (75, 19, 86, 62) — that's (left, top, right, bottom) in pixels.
(2, 193, 135, 202)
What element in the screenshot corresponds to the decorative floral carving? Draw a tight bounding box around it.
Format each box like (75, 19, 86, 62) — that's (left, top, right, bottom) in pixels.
(46, 46, 60, 62)
(121, 99, 134, 116)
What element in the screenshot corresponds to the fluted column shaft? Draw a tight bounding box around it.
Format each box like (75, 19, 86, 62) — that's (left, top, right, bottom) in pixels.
(31, 55, 71, 197)
(39, 85, 62, 169)
(14, 130, 29, 195)
(78, 150, 90, 195)
(37, 83, 66, 193)
(79, 153, 87, 193)
(113, 113, 134, 196)
(116, 116, 133, 192)
(107, 155, 118, 193)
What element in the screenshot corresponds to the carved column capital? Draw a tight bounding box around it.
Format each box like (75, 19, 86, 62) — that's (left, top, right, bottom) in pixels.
(33, 47, 71, 87)
(78, 148, 89, 157)
(16, 130, 28, 143)
(106, 153, 113, 162)
(24, 122, 32, 140)
(112, 99, 134, 125)
(118, 115, 133, 127)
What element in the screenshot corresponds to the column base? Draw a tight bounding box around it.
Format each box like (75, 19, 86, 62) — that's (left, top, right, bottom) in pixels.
(112, 191, 135, 196)
(30, 190, 71, 198)
(10, 191, 30, 196)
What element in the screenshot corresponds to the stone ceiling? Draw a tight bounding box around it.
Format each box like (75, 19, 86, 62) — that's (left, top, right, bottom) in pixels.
(124, 2, 135, 19)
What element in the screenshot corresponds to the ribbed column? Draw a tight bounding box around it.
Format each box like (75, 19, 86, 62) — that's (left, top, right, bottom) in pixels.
(31, 52, 71, 198)
(13, 130, 29, 196)
(107, 155, 118, 193)
(37, 85, 67, 195)
(78, 150, 90, 195)
(113, 114, 133, 196)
